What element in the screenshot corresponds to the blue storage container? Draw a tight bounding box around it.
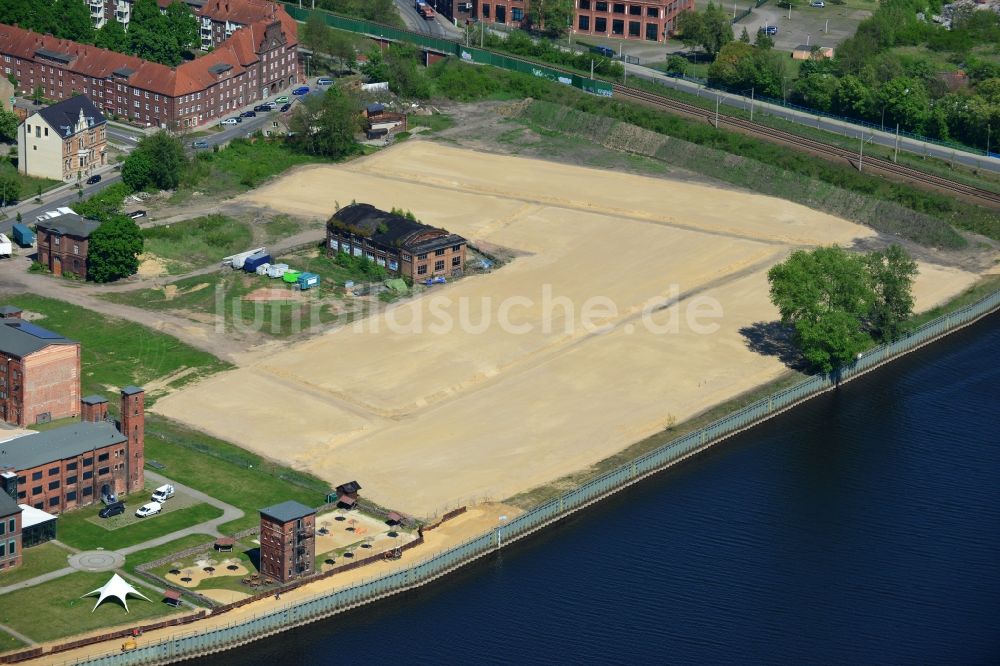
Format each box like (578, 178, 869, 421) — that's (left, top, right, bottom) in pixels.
(297, 272, 320, 290)
(243, 253, 272, 273)
(12, 223, 34, 247)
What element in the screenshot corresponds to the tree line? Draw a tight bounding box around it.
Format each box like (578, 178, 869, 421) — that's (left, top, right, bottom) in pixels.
(0, 0, 199, 67)
(675, 0, 1000, 152)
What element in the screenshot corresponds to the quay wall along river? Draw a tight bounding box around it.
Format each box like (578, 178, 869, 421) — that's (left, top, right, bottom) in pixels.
(44, 288, 1000, 666)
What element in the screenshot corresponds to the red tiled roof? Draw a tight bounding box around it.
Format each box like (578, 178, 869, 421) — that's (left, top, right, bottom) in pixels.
(201, 0, 278, 25)
(0, 6, 296, 99)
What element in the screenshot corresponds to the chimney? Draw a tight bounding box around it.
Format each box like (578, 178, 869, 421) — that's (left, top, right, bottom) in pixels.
(0, 306, 22, 320)
(120, 386, 145, 494)
(80, 395, 109, 422)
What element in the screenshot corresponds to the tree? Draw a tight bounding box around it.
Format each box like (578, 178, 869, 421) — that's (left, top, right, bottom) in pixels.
(708, 41, 785, 97)
(794, 73, 840, 111)
(876, 76, 929, 133)
(53, 0, 94, 42)
(129, 0, 182, 66)
(121, 151, 155, 191)
(753, 29, 773, 50)
(0, 165, 21, 206)
(863, 245, 917, 341)
(94, 18, 129, 52)
(121, 131, 187, 191)
(163, 1, 199, 53)
(328, 30, 360, 73)
(33, 84, 44, 104)
(288, 87, 362, 159)
(676, 3, 733, 58)
(833, 74, 874, 118)
(0, 109, 19, 143)
(302, 12, 331, 55)
(526, 0, 575, 38)
(739, 26, 751, 43)
(87, 216, 143, 283)
(665, 55, 688, 77)
(71, 182, 131, 221)
(768, 246, 873, 373)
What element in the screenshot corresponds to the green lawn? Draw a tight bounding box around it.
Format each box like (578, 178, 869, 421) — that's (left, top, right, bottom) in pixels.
(0, 542, 72, 586)
(0, 571, 177, 642)
(0, 629, 25, 653)
(4, 295, 232, 405)
(409, 113, 455, 133)
(142, 215, 254, 274)
(56, 502, 223, 551)
(144, 416, 328, 533)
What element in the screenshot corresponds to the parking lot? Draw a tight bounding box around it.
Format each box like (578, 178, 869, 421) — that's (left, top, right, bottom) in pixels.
(83, 483, 201, 531)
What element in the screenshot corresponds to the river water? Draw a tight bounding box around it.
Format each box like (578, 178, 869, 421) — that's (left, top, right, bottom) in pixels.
(198, 314, 1000, 665)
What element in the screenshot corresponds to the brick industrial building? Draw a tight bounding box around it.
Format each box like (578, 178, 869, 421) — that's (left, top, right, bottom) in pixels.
(0, 2, 299, 129)
(0, 306, 81, 427)
(0, 491, 22, 572)
(34, 208, 102, 280)
(17, 96, 108, 182)
(471, 0, 694, 42)
(259, 500, 315, 584)
(327, 204, 467, 281)
(0, 386, 146, 514)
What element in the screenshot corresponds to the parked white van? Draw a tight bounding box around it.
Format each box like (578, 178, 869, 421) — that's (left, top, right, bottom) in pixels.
(151, 484, 175, 502)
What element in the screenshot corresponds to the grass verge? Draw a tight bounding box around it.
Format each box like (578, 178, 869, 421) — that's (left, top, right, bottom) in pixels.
(3, 295, 232, 406)
(0, 542, 72, 587)
(144, 415, 329, 533)
(142, 215, 253, 274)
(125, 533, 217, 572)
(0, 571, 177, 643)
(56, 503, 223, 551)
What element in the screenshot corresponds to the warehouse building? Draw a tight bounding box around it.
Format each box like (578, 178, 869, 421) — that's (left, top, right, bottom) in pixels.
(326, 204, 467, 281)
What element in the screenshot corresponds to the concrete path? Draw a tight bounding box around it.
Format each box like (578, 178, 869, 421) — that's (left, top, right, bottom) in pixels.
(0, 621, 37, 646)
(0, 565, 75, 596)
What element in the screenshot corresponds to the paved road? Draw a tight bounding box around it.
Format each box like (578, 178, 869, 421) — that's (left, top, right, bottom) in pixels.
(394, 0, 462, 38)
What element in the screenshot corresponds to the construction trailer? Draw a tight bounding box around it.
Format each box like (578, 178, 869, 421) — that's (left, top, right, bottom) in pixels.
(11, 223, 34, 247)
(222, 247, 266, 270)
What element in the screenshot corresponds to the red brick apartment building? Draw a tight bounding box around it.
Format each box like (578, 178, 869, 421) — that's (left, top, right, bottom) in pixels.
(0, 4, 299, 129)
(0, 491, 22, 572)
(0, 306, 81, 427)
(0, 387, 146, 514)
(33, 208, 102, 280)
(259, 500, 316, 584)
(327, 204, 467, 281)
(473, 0, 694, 42)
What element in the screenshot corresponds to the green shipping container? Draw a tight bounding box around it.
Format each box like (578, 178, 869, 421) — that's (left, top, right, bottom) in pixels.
(282, 270, 301, 284)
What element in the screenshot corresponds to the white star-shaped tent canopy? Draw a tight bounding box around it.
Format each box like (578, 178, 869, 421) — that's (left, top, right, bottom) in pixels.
(81, 573, 152, 613)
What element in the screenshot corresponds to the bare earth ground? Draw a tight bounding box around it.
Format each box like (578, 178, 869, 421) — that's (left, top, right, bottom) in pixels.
(152, 141, 980, 518)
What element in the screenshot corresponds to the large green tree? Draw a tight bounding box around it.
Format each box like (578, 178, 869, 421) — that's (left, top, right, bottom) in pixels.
(71, 182, 131, 221)
(0, 164, 21, 206)
(302, 12, 331, 55)
(0, 109, 19, 143)
(708, 41, 784, 97)
(676, 3, 733, 58)
(129, 0, 182, 66)
(94, 18, 129, 52)
(288, 87, 362, 159)
(526, 0, 575, 38)
(87, 216, 144, 283)
(164, 1, 199, 53)
(121, 131, 187, 190)
(53, 0, 94, 43)
(863, 245, 918, 341)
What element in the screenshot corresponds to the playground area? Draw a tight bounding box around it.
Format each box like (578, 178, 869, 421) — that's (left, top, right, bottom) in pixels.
(153, 141, 980, 517)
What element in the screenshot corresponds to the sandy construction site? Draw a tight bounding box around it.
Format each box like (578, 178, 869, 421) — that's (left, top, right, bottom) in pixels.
(152, 141, 979, 517)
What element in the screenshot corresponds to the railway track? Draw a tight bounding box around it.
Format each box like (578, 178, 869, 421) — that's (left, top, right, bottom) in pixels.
(612, 84, 1000, 211)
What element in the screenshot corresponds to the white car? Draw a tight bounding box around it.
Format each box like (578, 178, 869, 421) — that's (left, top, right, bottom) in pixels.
(810, 0, 825, 6)
(220, 118, 238, 126)
(135, 501, 162, 518)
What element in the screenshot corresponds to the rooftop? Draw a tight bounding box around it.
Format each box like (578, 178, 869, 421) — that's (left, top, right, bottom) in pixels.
(0, 491, 20, 518)
(328, 204, 465, 253)
(260, 500, 315, 523)
(0, 421, 126, 472)
(34, 208, 101, 239)
(0, 318, 76, 358)
(18, 504, 56, 529)
(35, 95, 106, 138)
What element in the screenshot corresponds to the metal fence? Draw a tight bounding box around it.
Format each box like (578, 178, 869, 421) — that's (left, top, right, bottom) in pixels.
(63, 290, 999, 665)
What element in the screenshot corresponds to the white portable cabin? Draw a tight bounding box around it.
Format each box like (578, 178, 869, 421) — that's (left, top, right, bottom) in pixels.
(221, 247, 266, 270)
(0, 233, 11, 257)
(255, 263, 270, 276)
(266, 263, 288, 278)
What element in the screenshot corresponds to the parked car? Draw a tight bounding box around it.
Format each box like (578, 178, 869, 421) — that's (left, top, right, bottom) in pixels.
(241, 110, 257, 118)
(86, 174, 101, 184)
(280, 103, 291, 112)
(253, 104, 269, 112)
(151, 484, 175, 502)
(128, 210, 147, 219)
(135, 502, 162, 518)
(292, 86, 310, 96)
(260, 102, 276, 110)
(99, 501, 126, 519)
(191, 139, 209, 149)
(220, 118, 239, 125)
(274, 95, 290, 104)
(590, 45, 615, 58)
(316, 77, 334, 86)
(809, 0, 825, 6)
(760, 25, 778, 35)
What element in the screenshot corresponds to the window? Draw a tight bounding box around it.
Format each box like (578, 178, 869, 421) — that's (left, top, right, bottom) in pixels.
(16, 476, 24, 485)
(612, 18, 624, 33)
(32, 471, 42, 481)
(646, 6, 658, 16)
(629, 4, 641, 13)
(417, 265, 428, 275)
(49, 497, 59, 507)
(98, 452, 110, 462)
(629, 20, 641, 36)
(66, 462, 77, 471)
(482, 2, 489, 17)
(646, 22, 659, 39)
(48, 480, 60, 490)
(435, 260, 445, 271)
(452, 256, 462, 267)
(83, 486, 93, 496)
(613, 3, 625, 13)
(0, 544, 5, 558)
(512, 7, 523, 20)
(66, 475, 77, 485)
(98, 467, 110, 476)
(452, 244, 462, 252)
(66, 491, 77, 501)
(596, 1, 608, 10)
(31, 486, 41, 496)
(8, 540, 13, 556)
(595, 16, 607, 31)
(0, 523, 4, 536)
(579, 0, 590, 7)
(83, 457, 93, 467)
(83, 470, 93, 480)
(417, 253, 428, 260)
(435, 248, 445, 256)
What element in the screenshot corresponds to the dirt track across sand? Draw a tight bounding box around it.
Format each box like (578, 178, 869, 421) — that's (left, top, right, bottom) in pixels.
(153, 141, 979, 517)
